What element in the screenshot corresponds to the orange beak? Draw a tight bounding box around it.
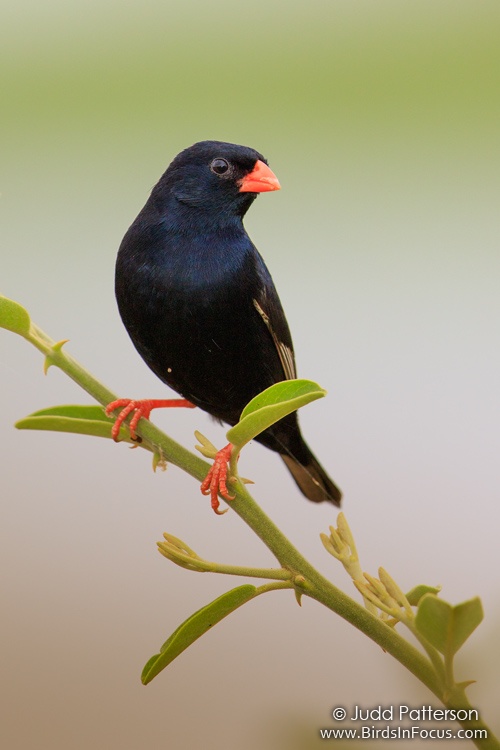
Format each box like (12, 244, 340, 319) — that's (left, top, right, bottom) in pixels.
(238, 160, 281, 193)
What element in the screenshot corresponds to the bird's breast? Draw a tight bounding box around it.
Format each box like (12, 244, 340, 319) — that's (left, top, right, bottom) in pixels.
(115, 223, 273, 421)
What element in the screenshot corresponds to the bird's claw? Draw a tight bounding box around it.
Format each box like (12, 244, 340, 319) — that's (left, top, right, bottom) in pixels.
(105, 399, 151, 441)
(105, 397, 195, 441)
(200, 443, 235, 514)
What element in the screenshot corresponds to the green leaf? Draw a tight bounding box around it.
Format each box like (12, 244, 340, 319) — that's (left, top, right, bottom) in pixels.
(142, 585, 257, 685)
(226, 379, 326, 449)
(15, 404, 129, 441)
(0, 295, 31, 337)
(415, 595, 483, 657)
(406, 584, 441, 607)
(24, 405, 111, 421)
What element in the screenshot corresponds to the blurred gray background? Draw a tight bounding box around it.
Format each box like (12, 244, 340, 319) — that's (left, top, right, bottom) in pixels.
(2, 1, 499, 748)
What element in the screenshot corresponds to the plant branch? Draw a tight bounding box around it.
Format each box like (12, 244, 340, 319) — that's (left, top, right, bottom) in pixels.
(3, 298, 498, 749)
(19, 323, 447, 696)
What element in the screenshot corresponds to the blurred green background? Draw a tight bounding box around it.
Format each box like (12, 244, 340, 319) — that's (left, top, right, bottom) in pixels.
(2, 2, 500, 748)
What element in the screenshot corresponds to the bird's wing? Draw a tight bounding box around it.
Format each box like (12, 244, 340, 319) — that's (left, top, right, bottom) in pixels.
(253, 298, 297, 381)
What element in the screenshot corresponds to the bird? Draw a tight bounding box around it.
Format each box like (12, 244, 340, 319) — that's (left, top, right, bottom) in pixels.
(106, 140, 341, 513)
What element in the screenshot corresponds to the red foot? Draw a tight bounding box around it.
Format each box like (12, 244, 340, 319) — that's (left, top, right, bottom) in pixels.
(200, 443, 236, 515)
(105, 398, 195, 441)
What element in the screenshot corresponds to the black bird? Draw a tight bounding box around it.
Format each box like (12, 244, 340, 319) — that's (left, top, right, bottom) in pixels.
(107, 140, 341, 512)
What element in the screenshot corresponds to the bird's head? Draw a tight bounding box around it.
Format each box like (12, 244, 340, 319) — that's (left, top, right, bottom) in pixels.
(154, 141, 280, 220)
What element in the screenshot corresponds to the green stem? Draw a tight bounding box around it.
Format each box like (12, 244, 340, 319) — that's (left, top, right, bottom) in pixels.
(14, 320, 500, 750)
(445, 651, 456, 693)
(158, 545, 294, 580)
(404, 619, 447, 689)
(197, 563, 293, 580)
(255, 581, 294, 595)
(446, 691, 497, 750)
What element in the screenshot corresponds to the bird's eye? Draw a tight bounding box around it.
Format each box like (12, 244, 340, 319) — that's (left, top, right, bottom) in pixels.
(210, 158, 230, 175)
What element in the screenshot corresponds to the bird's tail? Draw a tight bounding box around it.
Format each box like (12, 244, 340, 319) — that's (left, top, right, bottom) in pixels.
(281, 449, 342, 506)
